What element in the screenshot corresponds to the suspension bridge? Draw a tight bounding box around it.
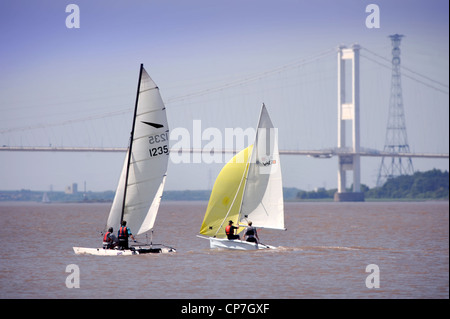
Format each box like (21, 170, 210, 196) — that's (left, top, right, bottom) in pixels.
(1, 145, 447, 159)
(1, 42, 448, 200)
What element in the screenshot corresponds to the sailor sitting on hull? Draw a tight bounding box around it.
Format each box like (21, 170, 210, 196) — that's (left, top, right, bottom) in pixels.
(243, 221, 259, 243)
(102, 227, 118, 249)
(225, 220, 240, 240)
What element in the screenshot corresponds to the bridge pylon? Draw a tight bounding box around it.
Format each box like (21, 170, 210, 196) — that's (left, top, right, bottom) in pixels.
(335, 44, 364, 202)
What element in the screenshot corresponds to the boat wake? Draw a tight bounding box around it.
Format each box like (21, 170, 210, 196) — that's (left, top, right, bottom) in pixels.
(274, 245, 391, 253)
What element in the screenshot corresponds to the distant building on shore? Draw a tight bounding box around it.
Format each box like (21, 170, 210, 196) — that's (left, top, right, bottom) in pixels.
(65, 183, 78, 194)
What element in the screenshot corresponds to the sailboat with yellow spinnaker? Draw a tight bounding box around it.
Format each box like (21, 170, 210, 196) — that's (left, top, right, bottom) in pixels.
(197, 104, 285, 250)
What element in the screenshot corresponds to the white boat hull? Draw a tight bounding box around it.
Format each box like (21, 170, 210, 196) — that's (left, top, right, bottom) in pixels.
(73, 246, 175, 256)
(197, 236, 276, 250)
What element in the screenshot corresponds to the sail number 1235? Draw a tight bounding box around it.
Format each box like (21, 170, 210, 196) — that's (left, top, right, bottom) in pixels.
(149, 145, 169, 157)
(148, 132, 169, 157)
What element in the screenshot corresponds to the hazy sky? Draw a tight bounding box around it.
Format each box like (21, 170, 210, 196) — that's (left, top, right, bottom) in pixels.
(0, 0, 448, 192)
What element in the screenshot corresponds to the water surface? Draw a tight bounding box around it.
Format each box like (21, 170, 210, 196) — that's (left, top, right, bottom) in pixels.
(0, 201, 448, 299)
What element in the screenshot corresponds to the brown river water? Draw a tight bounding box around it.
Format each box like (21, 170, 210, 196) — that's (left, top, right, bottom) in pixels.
(0, 201, 448, 299)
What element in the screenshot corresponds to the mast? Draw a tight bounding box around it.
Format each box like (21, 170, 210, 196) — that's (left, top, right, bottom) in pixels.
(120, 63, 144, 224)
(237, 104, 264, 225)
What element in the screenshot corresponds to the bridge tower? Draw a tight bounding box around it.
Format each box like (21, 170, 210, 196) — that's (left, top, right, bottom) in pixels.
(334, 44, 364, 202)
(376, 34, 414, 187)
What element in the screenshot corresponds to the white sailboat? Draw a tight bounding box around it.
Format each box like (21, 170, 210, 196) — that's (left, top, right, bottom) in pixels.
(197, 104, 285, 250)
(42, 192, 51, 203)
(73, 64, 175, 256)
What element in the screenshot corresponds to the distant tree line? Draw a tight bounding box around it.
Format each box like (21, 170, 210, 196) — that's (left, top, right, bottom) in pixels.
(162, 190, 211, 201)
(1, 169, 447, 202)
(0, 190, 115, 202)
(296, 169, 449, 200)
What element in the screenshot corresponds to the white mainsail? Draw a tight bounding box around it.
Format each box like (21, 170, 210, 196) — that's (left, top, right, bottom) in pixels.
(42, 192, 50, 203)
(238, 104, 285, 230)
(107, 65, 169, 235)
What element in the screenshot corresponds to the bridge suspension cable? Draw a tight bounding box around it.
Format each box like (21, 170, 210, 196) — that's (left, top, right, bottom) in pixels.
(361, 46, 449, 95)
(165, 48, 336, 104)
(1, 47, 336, 135)
(0, 109, 131, 134)
(1, 45, 447, 159)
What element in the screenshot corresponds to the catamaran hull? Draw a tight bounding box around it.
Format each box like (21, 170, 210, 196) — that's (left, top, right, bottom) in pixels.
(73, 246, 175, 256)
(198, 236, 276, 250)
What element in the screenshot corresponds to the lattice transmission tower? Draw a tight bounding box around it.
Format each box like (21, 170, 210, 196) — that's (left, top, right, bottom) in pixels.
(376, 34, 414, 187)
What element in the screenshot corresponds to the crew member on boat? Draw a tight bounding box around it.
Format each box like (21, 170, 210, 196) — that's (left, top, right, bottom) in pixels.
(118, 220, 136, 250)
(243, 221, 259, 243)
(225, 220, 240, 240)
(103, 227, 118, 249)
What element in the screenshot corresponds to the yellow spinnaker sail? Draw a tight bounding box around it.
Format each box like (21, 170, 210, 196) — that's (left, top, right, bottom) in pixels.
(199, 145, 253, 238)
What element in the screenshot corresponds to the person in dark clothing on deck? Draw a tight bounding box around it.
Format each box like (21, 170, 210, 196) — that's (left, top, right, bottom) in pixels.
(225, 220, 240, 240)
(103, 227, 118, 249)
(243, 221, 260, 243)
(117, 220, 135, 250)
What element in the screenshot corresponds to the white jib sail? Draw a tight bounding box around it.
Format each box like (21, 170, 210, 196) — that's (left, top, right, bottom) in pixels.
(107, 67, 169, 235)
(239, 104, 285, 230)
